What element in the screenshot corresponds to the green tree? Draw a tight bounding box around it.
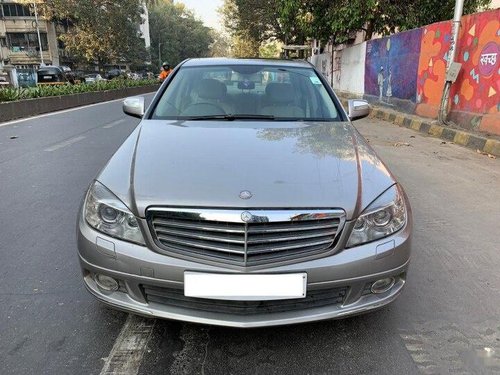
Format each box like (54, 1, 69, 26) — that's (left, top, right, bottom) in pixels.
(231, 33, 261, 58)
(25, 0, 148, 67)
(219, 0, 299, 57)
(149, 2, 213, 68)
(259, 40, 283, 58)
(209, 30, 231, 58)
(279, 0, 491, 44)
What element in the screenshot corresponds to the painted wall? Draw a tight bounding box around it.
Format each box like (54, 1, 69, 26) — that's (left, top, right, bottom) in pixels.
(328, 8, 500, 136)
(365, 28, 423, 110)
(415, 20, 451, 119)
(335, 42, 366, 95)
(416, 10, 500, 134)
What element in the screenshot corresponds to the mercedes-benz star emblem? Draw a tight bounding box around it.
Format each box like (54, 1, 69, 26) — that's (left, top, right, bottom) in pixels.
(239, 190, 252, 200)
(241, 211, 253, 223)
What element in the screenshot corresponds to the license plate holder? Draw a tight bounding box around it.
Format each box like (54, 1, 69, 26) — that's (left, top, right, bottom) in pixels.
(184, 272, 307, 301)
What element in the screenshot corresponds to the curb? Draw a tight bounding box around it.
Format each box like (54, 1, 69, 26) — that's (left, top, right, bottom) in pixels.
(340, 98, 500, 157)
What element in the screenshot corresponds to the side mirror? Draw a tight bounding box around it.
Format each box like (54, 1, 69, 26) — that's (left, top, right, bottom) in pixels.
(123, 96, 145, 118)
(347, 99, 370, 121)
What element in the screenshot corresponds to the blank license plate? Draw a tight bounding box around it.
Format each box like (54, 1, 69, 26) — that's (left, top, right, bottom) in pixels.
(43, 76, 52, 79)
(184, 272, 307, 301)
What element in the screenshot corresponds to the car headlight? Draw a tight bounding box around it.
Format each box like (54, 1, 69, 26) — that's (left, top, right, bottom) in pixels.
(346, 184, 407, 248)
(84, 181, 145, 245)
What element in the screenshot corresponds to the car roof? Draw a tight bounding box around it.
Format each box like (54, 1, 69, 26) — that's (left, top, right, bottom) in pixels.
(182, 58, 313, 68)
(37, 66, 62, 71)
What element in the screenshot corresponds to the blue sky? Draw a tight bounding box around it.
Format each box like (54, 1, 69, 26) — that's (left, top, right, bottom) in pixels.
(179, 0, 224, 30)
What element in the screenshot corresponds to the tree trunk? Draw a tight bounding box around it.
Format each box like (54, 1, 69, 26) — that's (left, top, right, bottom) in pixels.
(365, 20, 374, 41)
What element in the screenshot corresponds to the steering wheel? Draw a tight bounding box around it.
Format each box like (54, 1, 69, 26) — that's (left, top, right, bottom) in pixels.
(181, 102, 226, 116)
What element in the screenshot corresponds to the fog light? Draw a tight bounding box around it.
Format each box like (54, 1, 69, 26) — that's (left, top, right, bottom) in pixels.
(371, 277, 395, 294)
(95, 274, 119, 291)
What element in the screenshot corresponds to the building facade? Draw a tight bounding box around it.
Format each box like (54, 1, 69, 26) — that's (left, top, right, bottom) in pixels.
(0, 1, 59, 70)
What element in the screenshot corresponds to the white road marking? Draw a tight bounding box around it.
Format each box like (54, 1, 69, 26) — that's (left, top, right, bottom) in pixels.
(44, 135, 86, 152)
(100, 314, 156, 375)
(103, 119, 126, 128)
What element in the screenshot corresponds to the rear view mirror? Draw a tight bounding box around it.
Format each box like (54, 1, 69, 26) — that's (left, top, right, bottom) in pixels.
(347, 99, 370, 121)
(123, 96, 145, 118)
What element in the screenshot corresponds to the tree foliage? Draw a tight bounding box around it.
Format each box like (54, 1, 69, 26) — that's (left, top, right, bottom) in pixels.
(222, 0, 492, 49)
(149, 2, 213, 67)
(25, 0, 148, 66)
(220, 0, 293, 57)
(279, 0, 492, 44)
(209, 30, 232, 58)
(220, 0, 286, 43)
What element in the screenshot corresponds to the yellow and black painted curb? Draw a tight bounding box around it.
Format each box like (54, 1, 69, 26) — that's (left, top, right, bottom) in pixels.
(368, 107, 500, 157)
(339, 96, 500, 157)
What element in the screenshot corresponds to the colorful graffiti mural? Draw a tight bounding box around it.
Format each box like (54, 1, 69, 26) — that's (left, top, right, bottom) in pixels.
(415, 21, 451, 118)
(417, 9, 500, 134)
(317, 8, 500, 135)
(365, 28, 423, 105)
(451, 10, 499, 134)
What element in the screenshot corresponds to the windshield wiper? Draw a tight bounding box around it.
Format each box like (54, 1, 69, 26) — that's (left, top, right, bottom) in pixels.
(184, 114, 276, 121)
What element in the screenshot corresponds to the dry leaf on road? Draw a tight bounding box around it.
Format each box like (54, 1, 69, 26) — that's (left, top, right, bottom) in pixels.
(394, 142, 412, 147)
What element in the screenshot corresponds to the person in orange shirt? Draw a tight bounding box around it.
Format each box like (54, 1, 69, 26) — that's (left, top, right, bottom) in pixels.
(158, 62, 172, 82)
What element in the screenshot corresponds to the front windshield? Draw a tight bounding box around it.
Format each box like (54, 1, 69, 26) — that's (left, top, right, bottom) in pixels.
(151, 65, 340, 121)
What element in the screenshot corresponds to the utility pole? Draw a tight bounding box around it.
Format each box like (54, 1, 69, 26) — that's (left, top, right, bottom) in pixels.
(158, 42, 162, 66)
(438, 0, 464, 125)
(32, 2, 45, 66)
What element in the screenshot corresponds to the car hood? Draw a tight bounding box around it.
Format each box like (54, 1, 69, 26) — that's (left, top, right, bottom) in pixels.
(98, 120, 396, 220)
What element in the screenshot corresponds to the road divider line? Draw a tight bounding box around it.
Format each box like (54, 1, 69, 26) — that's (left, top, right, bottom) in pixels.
(100, 314, 156, 375)
(103, 119, 126, 129)
(44, 136, 86, 152)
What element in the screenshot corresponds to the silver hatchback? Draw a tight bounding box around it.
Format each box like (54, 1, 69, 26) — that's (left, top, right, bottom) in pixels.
(77, 58, 412, 327)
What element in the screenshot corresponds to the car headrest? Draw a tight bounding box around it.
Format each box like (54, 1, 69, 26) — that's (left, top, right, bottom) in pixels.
(265, 83, 296, 103)
(197, 79, 227, 100)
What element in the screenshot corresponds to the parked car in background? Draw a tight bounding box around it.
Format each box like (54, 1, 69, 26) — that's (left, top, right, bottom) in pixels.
(127, 72, 141, 80)
(71, 70, 87, 84)
(84, 73, 105, 84)
(77, 58, 412, 328)
(36, 66, 67, 85)
(59, 65, 79, 84)
(105, 69, 124, 80)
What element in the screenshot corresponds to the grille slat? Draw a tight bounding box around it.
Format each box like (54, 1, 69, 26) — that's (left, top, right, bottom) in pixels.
(142, 285, 348, 315)
(246, 236, 334, 254)
(149, 209, 345, 266)
(155, 227, 246, 244)
(246, 228, 338, 244)
(157, 234, 245, 254)
(153, 218, 245, 234)
(247, 221, 339, 234)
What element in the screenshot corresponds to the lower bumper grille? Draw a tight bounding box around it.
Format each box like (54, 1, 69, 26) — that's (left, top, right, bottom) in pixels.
(142, 285, 348, 315)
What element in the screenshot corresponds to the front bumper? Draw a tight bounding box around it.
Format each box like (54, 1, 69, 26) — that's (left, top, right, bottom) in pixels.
(77, 215, 412, 328)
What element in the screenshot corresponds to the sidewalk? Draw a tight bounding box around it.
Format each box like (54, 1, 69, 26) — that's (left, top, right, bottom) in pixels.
(339, 98, 500, 158)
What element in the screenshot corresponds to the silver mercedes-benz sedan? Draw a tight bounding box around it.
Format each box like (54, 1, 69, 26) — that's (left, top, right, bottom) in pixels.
(77, 58, 412, 327)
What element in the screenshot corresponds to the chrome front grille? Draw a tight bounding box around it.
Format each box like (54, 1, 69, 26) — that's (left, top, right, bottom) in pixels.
(147, 208, 345, 266)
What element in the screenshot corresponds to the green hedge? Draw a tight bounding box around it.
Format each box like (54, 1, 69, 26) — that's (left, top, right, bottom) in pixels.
(0, 79, 159, 102)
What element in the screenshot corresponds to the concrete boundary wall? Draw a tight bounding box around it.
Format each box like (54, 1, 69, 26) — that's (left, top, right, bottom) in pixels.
(333, 42, 366, 95)
(0, 84, 160, 123)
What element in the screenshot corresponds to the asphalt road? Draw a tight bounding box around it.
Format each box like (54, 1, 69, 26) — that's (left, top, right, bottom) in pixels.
(0, 99, 499, 375)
